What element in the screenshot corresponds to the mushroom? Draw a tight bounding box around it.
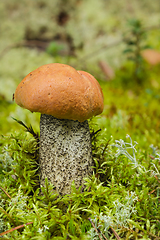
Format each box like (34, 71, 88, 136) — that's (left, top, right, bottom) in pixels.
(14, 63, 104, 195)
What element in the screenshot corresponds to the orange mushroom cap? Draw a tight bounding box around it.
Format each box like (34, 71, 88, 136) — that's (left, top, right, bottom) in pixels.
(14, 63, 104, 122)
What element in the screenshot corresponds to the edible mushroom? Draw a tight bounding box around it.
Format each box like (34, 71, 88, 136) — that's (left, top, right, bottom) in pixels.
(14, 63, 104, 195)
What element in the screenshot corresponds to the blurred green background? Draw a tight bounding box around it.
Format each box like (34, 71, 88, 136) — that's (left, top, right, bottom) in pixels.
(0, 0, 160, 148)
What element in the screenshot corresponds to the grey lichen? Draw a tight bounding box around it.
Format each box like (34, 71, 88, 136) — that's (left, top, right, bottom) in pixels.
(39, 114, 93, 195)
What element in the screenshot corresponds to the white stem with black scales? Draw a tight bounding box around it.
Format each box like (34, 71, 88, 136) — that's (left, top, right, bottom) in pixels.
(39, 114, 93, 195)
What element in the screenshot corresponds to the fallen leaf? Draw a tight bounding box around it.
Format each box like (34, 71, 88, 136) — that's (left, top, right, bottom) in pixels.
(141, 49, 160, 65)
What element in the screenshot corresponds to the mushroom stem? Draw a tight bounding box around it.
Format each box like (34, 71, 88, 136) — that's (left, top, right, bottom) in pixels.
(39, 114, 93, 195)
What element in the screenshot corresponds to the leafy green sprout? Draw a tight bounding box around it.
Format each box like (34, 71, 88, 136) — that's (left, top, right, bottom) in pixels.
(122, 19, 150, 85)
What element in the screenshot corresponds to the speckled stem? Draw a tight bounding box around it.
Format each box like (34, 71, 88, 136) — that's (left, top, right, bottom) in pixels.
(39, 114, 93, 195)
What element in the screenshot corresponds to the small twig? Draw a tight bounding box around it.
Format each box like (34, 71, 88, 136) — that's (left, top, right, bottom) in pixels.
(0, 222, 33, 236)
(110, 226, 121, 240)
(0, 40, 48, 58)
(11, 117, 39, 143)
(154, 175, 160, 184)
(0, 186, 11, 199)
(0, 207, 16, 225)
(101, 139, 111, 159)
(88, 218, 104, 240)
(100, 232, 109, 240)
(90, 129, 101, 141)
(149, 189, 156, 195)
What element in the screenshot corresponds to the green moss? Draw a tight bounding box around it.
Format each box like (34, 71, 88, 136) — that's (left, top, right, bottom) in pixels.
(0, 123, 159, 239)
